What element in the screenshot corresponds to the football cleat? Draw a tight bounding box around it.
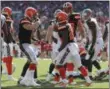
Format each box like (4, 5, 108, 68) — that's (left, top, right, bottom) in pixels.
(8, 75, 17, 81)
(46, 73, 53, 81)
(85, 82, 92, 87)
(58, 79, 68, 87)
(20, 78, 41, 87)
(94, 72, 107, 80)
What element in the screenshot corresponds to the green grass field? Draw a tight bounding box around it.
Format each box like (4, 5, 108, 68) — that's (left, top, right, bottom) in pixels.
(1, 58, 109, 89)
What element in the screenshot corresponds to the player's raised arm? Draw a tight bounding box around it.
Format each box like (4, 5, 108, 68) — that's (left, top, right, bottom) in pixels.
(22, 7, 40, 31)
(77, 19, 85, 38)
(45, 23, 53, 43)
(46, 9, 62, 43)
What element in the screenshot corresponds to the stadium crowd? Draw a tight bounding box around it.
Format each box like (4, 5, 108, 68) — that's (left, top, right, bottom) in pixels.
(1, 1, 109, 32)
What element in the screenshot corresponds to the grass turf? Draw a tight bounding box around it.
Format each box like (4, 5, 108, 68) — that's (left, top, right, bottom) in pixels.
(1, 57, 109, 89)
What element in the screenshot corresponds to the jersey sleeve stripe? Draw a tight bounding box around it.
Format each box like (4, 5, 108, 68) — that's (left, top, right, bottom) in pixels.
(20, 20, 31, 24)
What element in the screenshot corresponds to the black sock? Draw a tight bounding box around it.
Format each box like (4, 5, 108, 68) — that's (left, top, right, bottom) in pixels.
(92, 60, 101, 70)
(1, 65, 2, 75)
(87, 58, 93, 73)
(87, 50, 95, 73)
(34, 67, 37, 79)
(21, 61, 30, 77)
(81, 54, 87, 67)
(49, 63, 55, 74)
(88, 60, 93, 73)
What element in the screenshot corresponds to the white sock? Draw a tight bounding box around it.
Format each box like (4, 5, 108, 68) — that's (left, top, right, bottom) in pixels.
(23, 69, 35, 80)
(52, 69, 59, 75)
(88, 72, 92, 76)
(20, 76, 24, 79)
(8, 75, 12, 78)
(84, 76, 92, 83)
(34, 78, 37, 82)
(2, 63, 7, 73)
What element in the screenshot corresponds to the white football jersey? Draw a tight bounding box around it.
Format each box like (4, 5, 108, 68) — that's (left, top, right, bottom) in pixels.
(91, 18, 102, 38)
(52, 31, 61, 52)
(84, 18, 102, 42)
(1, 14, 6, 28)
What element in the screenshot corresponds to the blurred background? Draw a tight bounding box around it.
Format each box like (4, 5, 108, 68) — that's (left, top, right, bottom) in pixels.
(1, 1, 109, 34)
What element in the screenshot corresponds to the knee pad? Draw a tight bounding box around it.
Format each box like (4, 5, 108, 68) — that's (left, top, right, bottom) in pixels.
(29, 63, 36, 70)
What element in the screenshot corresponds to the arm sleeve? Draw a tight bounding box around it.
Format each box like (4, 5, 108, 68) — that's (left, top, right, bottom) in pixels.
(103, 23, 108, 42)
(20, 19, 31, 24)
(2, 22, 8, 38)
(37, 27, 41, 40)
(7, 28, 15, 43)
(89, 21, 97, 52)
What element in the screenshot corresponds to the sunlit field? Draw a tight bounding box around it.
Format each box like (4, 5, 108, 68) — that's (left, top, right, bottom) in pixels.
(1, 58, 109, 89)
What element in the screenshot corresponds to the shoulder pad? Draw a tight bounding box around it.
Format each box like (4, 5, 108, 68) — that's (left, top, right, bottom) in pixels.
(20, 18, 31, 24)
(72, 12, 80, 15)
(90, 18, 98, 24)
(70, 12, 81, 19)
(6, 17, 13, 22)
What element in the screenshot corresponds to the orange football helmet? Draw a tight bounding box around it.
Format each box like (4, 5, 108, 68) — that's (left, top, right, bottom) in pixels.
(2, 7, 12, 16)
(56, 11, 68, 23)
(25, 7, 38, 19)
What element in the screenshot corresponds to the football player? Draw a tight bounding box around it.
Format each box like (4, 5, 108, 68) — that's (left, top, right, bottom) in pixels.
(18, 7, 41, 86)
(82, 8, 104, 79)
(54, 11, 92, 87)
(63, 2, 86, 84)
(1, 14, 7, 74)
(2, 7, 16, 80)
(102, 20, 109, 61)
(94, 20, 109, 81)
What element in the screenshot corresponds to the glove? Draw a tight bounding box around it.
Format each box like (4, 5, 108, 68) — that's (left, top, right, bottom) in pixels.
(85, 53, 90, 60)
(43, 43, 52, 51)
(33, 40, 40, 45)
